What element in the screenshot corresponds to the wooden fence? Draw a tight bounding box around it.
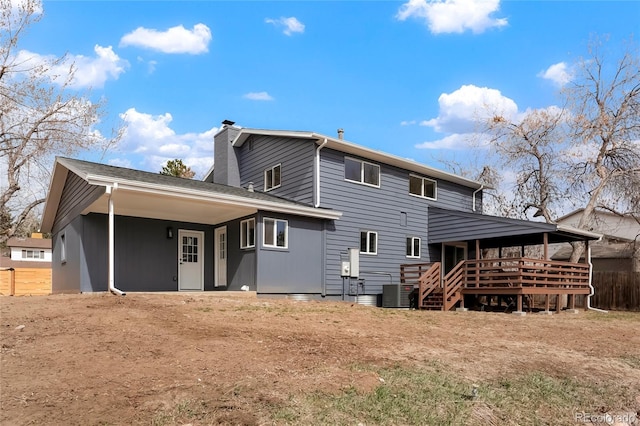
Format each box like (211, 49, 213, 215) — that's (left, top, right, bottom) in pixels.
(587, 271, 640, 311)
(0, 268, 52, 296)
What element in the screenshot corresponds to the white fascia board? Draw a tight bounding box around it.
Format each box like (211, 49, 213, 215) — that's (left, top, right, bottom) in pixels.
(231, 128, 487, 190)
(40, 160, 69, 233)
(556, 224, 603, 241)
(85, 175, 342, 220)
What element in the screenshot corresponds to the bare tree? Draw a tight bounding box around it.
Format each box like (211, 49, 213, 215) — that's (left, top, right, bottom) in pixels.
(0, 0, 120, 244)
(159, 159, 195, 179)
(482, 36, 640, 262)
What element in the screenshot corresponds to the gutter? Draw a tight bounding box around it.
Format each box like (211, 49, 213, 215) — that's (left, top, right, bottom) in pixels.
(472, 185, 484, 212)
(315, 138, 328, 208)
(106, 184, 126, 296)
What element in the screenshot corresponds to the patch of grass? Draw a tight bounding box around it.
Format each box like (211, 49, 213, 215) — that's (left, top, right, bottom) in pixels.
(151, 399, 210, 426)
(194, 306, 213, 313)
(620, 354, 640, 369)
(585, 311, 640, 322)
(291, 363, 474, 425)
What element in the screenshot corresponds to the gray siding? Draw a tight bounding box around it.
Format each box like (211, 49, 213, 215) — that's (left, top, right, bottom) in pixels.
(318, 148, 479, 295)
(255, 211, 324, 294)
(216, 216, 256, 291)
(238, 135, 315, 205)
(51, 216, 83, 294)
(75, 214, 215, 292)
(52, 172, 104, 235)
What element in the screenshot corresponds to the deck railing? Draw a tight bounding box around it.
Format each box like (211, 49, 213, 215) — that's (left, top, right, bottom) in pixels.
(443, 260, 464, 310)
(463, 257, 591, 293)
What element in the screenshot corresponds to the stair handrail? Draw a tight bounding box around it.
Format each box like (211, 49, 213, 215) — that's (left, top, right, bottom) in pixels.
(418, 262, 441, 307)
(443, 260, 465, 311)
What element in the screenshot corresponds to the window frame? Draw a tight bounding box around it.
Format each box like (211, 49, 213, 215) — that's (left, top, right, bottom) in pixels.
(21, 249, 45, 259)
(240, 218, 256, 249)
(409, 174, 437, 200)
(406, 236, 421, 258)
(344, 157, 381, 188)
(60, 232, 67, 264)
(263, 217, 288, 249)
(360, 230, 378, 255)
(264, 164, 282, 192)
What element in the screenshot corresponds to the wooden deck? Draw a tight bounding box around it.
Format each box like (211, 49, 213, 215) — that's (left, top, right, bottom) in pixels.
(400, 257, 591, 312)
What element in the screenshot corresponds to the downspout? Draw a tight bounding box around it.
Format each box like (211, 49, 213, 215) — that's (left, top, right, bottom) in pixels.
(316, 138, 328, 296)
(472, 185, 484, 212)
(314, 138, 328, 208)
(107, 184, 126, 296)
(585, 239, 606, 313)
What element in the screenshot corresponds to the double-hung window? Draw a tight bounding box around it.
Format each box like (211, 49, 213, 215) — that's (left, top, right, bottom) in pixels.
(406, 237, 421, 258)
(264, 218, 288, 248)
(345, 157, 380, 187)
(360, 231, 378, 255)
(409, 175, 436, 199)
(264, 164, 281, 191)
(240, 218, 255, 249)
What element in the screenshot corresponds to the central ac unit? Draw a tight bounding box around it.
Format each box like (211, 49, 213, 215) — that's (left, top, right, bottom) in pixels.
(382, 284, 414, 308)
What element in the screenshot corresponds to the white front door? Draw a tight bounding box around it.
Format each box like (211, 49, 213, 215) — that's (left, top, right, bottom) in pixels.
(178, 230, 204, 291)
(214, 226, 227, 287)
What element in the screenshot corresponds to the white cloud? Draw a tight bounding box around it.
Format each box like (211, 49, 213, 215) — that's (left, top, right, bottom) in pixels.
(243, 91, 274, 101)
(117, 108, 217, 177)
(396, 0, 508, 34)
(120, 24, 212, 54)
(421, 84, 518, 134)
(14, 45, 127, 89)
(2, 0, 42, 28)
(400, 120, 417, 126)
(265, 17, 305, 36)
(414, 132, 488, 150)
(538, 62, 573, 87)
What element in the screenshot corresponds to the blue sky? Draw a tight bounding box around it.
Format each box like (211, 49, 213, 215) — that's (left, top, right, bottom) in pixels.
(17, 0, 640, 177)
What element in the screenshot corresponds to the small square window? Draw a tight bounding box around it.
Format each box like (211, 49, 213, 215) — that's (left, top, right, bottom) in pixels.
(265, 164, 282, 191)
(406, 237, 421, 258)
(360, 231, 377, 255)
(345, 157, 380, 188)
(60, 232, 67, 263)
(409, 175, 437, 200)
(240, 218, 256, 249)
(264, 218, 288, 248)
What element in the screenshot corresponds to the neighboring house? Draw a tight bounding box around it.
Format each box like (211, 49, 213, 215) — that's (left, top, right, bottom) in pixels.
(40, 122, 600, 311)
(553, 209, 640, 272)
(0, 233, 52, 296)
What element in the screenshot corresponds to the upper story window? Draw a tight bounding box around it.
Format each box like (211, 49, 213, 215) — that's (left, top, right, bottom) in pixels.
(264, 164, 281, 191)
(21, 249, 45, 259)
(406, 237, 421, 258)
(264, 218, 288, 248)
(360, 230, 378, 255)
(409, 175, 436, 200)
(345, 157, 380, 187)
(240, 218, 255, 249)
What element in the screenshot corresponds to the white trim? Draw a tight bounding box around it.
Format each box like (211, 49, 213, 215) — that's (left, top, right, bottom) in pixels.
(344, 156, 381, 188)
(214, 227, 227, 287)
(240, 218, 255, 249)
(360, 230, 378, 255)
(179, 229, 206, 291)
(264, 163, 282, 192)
(409, 174, 437, 200)
(406, 236, 421, 258)
(263, 218, 288, 249)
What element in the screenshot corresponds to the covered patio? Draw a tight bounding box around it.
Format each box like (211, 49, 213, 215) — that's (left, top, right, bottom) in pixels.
(401, 208, 602, 314)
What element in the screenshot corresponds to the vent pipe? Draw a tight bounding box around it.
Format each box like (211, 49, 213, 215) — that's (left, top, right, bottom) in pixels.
(337, 128, 344, 140)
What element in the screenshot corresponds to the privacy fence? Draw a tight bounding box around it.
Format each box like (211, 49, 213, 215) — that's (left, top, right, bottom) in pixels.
(587, 271, 640, 311)
(0, 268, 52, 296)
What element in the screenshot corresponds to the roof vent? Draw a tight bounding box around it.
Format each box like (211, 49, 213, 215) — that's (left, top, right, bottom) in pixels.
(222, 119, 235, 127)
(337, 128, 344, 140)
(247, 182, 254, 192)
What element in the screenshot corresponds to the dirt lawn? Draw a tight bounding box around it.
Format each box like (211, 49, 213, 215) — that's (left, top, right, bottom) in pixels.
(1, 293, 639, 425)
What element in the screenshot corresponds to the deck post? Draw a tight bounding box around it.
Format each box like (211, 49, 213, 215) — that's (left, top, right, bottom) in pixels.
(538, 293, 553, 315)
(556, 295, 562, 313)
(543, 233, 549, 260)
(513, 294, 526, 316)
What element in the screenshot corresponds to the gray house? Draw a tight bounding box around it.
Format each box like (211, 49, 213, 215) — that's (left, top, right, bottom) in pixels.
(41, 122, 601, 310)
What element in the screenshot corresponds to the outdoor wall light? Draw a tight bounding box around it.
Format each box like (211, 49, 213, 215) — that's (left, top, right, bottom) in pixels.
(166, 227, 174, 239)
